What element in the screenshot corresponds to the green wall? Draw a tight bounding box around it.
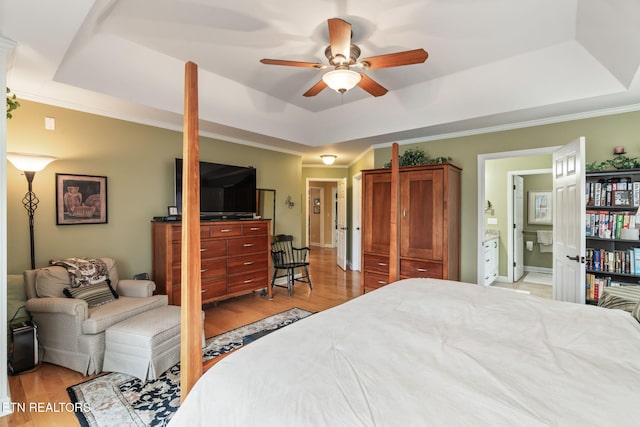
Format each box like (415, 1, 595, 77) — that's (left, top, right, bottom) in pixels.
(374, 110, 640, 283)
(6, 101, 303, 277)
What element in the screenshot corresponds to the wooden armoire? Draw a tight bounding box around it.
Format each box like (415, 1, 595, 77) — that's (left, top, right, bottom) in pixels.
(361, 163, 461, 293)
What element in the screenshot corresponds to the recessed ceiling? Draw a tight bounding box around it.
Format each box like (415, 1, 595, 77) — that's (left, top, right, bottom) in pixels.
(3, 0, 640, 166)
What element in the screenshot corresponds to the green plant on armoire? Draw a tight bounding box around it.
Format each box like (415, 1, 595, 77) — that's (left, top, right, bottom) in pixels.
(6, 87, 20, 119)
(383, 147, 452, 168)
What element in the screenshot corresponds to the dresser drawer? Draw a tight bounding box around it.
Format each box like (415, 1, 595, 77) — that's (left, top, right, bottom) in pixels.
(172, 276, 227, 304)
(363, 271, 390, 290)
(363, 254, 390, 274)
(172, 239, 226, 262)
(227, 253, 268, 275)
(227, 270, 268, 294)
(171, 258, 226, 286)
(228, 236, 268, 255)
(209, 223, 242, 238)
(170, 226, 211, 242)
(400, 259, 443, 279)
(242, 223, 268, 235)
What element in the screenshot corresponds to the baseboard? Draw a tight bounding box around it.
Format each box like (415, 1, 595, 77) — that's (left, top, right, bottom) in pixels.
(273, 273, 302, 286)
(524, 266, 552, 274)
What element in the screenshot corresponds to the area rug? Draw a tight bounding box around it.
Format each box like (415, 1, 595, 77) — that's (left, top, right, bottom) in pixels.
(67, 307, 313, 427)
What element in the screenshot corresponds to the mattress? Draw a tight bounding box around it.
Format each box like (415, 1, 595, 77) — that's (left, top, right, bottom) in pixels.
(169, 278, 640, 426)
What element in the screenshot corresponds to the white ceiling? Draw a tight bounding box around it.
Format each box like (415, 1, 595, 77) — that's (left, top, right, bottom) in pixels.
(2, 0, 640, 166)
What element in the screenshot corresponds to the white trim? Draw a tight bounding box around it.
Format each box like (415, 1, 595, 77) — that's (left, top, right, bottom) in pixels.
(506, 168, 553, 283)
(351, 172, 362, 272)
(1, 35, 17, 418)
(524, 266, 553, 275)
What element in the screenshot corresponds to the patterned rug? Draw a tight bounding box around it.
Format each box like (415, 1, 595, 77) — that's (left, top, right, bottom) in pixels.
(67, 307, 313, 427)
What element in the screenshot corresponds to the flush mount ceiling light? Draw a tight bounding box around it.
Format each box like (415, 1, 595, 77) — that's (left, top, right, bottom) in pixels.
(322, 69, 361, 94)
(321, 155, 337, 165)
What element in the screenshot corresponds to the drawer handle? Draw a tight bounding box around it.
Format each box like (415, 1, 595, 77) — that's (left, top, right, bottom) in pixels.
(377, 280, 387, 284)
(377, 262, 387, 266)
(243, 279, 254, 284)
(220, 229, 232, 233)
(244, 261, 255, 265)
(200, 248, 206, 252)
(250, 227, 260, 231)
(416, 268, 428, 272)
(200, 269, 207, 273)
(201, 289, 208, 293)
(243, 243, 254, 247)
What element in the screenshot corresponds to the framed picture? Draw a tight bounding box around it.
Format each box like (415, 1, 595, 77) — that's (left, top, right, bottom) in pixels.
(528, 191, 552, 225)
(168, 205, 178, 216)
(613, 190, 632, 206)
(313, 197, 320, 214)
(56, 174, 108, 225)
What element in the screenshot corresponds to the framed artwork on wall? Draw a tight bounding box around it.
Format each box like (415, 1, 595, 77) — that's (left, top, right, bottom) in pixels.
(56, 173, 108, 225)
(528, 191, 552, 225)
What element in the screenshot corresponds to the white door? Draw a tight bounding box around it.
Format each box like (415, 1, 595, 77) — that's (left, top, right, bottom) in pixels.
(336, 178, 347, 270)
(351, 173, 362, 271)
(513, 175, 524, 281)
(552, 137, 586, 303)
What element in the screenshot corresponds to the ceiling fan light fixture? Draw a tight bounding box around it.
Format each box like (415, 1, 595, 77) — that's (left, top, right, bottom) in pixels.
(321, 154, 337, 165)
(322, 69, 361, 93)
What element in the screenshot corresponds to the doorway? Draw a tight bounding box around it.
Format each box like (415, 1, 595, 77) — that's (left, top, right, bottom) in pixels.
(478, 147, 559, 289)
(306, 178, 348, 271)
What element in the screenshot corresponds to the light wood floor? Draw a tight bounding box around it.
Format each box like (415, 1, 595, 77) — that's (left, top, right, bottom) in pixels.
(1, 246, 359, 427)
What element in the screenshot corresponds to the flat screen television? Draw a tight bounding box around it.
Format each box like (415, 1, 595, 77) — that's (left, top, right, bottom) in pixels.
(175, 158, 257, 218)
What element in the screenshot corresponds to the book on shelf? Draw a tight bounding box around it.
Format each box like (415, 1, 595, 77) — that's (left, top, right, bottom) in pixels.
(585, 210, 640, 239)
(586, 180, 640, 208)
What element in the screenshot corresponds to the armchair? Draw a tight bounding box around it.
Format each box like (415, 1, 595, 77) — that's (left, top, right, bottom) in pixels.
(23, 257, 167, 375)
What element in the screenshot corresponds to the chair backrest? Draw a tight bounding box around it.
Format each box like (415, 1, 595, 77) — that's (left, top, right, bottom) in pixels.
(271, 235, 307, 265)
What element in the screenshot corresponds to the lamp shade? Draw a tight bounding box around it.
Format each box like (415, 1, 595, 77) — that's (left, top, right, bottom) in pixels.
(7, 152, 57, 172)
(322, 69, 361, 93)
(321, 155, 337, 165)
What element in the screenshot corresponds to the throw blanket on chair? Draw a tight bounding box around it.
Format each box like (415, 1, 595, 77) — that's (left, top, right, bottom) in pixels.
(50, 257, 109, 287)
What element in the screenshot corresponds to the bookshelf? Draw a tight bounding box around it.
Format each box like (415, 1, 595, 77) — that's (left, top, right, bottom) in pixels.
(585, 168, 640, 304)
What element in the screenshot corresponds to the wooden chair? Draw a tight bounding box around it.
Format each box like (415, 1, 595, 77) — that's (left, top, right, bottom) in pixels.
(270, 234, 312, 296)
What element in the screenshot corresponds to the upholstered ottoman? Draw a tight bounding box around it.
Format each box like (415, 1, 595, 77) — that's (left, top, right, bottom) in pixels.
(103, 305, 182, 381)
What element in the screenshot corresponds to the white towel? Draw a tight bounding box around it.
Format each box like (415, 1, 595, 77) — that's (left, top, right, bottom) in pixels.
(537, 230, 553, 252)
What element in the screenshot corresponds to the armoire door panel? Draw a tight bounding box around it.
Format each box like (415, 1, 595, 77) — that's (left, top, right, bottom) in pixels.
(400, 169, 444, 260)
(363, 173, 392, 255)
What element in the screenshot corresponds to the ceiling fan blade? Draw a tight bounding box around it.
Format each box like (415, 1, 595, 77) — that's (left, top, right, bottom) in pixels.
(360, 48, 428, 70)
(303, 80, 328, 97)
(327, 18, 352, 63)
(260, 59, 323, 69)
(358, 74, 388, 97)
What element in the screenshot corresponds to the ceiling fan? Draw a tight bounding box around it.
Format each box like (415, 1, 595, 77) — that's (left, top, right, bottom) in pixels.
(260, 18, 428, 97)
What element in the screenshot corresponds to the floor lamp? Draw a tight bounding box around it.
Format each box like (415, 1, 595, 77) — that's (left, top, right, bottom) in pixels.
(7, 152, 57, 269)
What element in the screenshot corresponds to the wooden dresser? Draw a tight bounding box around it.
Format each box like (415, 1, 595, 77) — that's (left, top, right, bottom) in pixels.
(361, 163, 461, 293)
(151, 219, 271, 305)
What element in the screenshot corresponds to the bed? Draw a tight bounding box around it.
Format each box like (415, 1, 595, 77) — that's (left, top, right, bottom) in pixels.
(168, 278, 640, 426)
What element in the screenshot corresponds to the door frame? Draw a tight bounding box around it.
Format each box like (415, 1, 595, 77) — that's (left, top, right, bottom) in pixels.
(351, 172, 362, 271)
(477, 146, 560, 285)
(506, 169, 553, 283)
(305, 177, 344, 249)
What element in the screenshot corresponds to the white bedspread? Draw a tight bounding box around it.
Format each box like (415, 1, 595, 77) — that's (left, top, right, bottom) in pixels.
(169, 279, 640, 426)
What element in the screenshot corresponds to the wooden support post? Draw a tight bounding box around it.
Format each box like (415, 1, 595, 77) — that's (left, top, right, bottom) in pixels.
(389, 142, 400, 283)
(180, 61, 203, 401)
